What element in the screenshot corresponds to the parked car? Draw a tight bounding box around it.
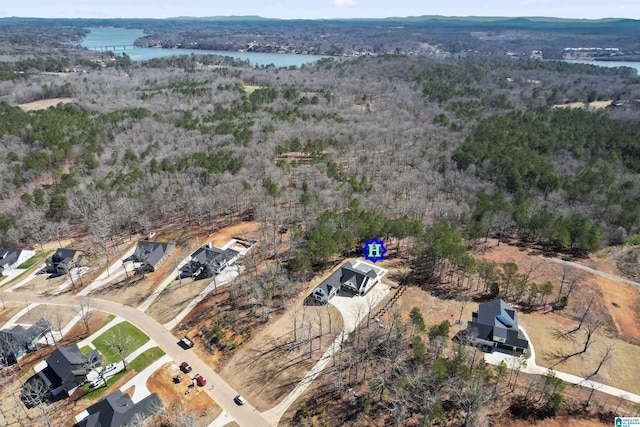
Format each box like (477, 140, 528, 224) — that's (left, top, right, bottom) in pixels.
(194, 374, 206, 387)
(180, 336, 194, 349)
(90, 377, 105, 388)
(234, 395, 246, 405)
(104, 363, 118, 373)
(180, 362, 192, 373)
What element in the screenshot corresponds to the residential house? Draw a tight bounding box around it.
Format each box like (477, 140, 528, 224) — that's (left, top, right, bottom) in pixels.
(76, 390, 162, 427)
(186, 243, 239, 279)
(132, 240, 176, 273)
(0, 247, 35, 276)
(0, 318, 52, 364)
(458, 299, 529, 354)
(312, 261, 381, 304)
(46, 248, 84, 275)
(38, 344, 102, 397)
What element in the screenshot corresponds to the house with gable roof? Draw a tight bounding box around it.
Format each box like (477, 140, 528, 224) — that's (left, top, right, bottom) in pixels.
(75, 390, 162, 427)
(0, 247, 35, 276)
(186, 243, 239, 279)
(457, 298, 529, 354)
(132, 240, 176, 273)
(46, 248, 84, 275)
(0, 318, 52, 364)
(312, 260, 383, 304)
(38, 343, 102, 397)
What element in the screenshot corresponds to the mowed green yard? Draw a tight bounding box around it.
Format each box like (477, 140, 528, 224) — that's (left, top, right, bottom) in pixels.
(92, 321, 149, 363)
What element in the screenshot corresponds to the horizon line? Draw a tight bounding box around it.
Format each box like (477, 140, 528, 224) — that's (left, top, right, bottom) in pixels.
(0, 14, 635, 21)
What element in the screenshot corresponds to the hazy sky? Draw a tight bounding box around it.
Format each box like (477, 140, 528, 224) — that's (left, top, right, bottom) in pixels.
(0, 0, 638, 20)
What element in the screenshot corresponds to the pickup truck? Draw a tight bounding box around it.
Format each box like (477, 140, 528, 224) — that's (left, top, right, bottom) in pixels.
(180, 336, 194, 349)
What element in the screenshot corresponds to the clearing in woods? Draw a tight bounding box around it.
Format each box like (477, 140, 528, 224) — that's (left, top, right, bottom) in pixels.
(473, 239, 640, 394)
(18, 97, 74, 111)
(219, 267, 345, 412)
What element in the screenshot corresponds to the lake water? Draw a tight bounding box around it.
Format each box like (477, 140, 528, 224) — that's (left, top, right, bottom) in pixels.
(563, 59, 640, 74)
(80, 27, 329, 67)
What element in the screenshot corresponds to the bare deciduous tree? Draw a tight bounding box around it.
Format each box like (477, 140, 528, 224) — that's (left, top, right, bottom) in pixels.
(77, 297, 94, 335)
(103, 329, 135, 371)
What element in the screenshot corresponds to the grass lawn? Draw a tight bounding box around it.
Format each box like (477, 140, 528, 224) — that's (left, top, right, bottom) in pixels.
(17, 253, 47, 269)
(2, 253, 49, 287)
(83, 347, 165, 400)
(92, 321, 149, 364)
(128, 347, 165, 372)
(79, 345, 93, 355)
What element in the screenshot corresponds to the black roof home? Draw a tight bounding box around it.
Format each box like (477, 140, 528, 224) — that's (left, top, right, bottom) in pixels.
(77, 390, 162, 427)
(0, 318, 52, 364)
(460, 299, 529, 353)
(46, 248, 84, 275)
(132, 240, 175, 273)
(38, 344, 102, 397)
(187, 244, 239, 279)
(0, 247, 35, 276)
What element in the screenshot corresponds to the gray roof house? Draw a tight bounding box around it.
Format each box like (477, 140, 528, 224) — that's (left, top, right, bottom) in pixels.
(0, 247, 35, 276)
(133, 240, 176, 273)
(459, 299, 529, 353)
(76, 390, 162, 427)
(187, 243, 239, 279)
(38, 344, 102, 397)
(312, 261, 380, 304)
(46, 248, 84, 275)
(0, 318, 52, 364)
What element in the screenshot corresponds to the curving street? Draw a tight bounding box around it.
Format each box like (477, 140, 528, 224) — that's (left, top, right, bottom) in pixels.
(0, 291, 272, 427)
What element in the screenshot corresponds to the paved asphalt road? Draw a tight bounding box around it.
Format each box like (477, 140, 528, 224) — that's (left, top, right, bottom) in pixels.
(1, 291, 272, 427)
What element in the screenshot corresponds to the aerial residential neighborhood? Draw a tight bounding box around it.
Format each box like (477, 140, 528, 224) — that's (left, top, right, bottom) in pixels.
(0, 8, 640, 427)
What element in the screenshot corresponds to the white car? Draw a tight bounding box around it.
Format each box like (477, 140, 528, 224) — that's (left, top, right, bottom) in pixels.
(90, 377, 105, 388)
(104, 363, 118, 373)
(234, 395, 246, 405)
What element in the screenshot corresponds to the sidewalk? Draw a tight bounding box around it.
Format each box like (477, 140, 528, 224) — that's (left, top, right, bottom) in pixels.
(163, 266, 241, 330)
(119, 354, 172, 402)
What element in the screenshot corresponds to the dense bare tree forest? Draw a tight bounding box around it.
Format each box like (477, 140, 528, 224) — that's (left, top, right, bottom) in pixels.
(1, 25, 640, 425)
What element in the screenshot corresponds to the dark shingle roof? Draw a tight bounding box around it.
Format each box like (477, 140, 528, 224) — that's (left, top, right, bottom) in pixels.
(45, 344, 101, 392)
(468, 299, 529, 349)
(0, 317, 51, 358)
(79, 390, 162, 427)
(134, 241, 175, 270)
(0, 248, 21, 272)
(191, 245, 239, 268)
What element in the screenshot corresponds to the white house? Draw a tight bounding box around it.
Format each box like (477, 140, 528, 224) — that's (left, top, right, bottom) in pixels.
(0, 248, 35, 276)
(312, 261, 382, 304)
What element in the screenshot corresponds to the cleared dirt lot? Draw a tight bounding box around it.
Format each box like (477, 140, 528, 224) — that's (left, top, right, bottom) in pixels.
(0, 301, 27, 325)
(474, 239, 640, 394)
(147, 362, 221, 426)
(475, 240, 640, 340)
(147, 277, 212, 324)
(16, 303, 77, 327)
(18, 97, 74, 111)
(220, 287, 344, 411)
